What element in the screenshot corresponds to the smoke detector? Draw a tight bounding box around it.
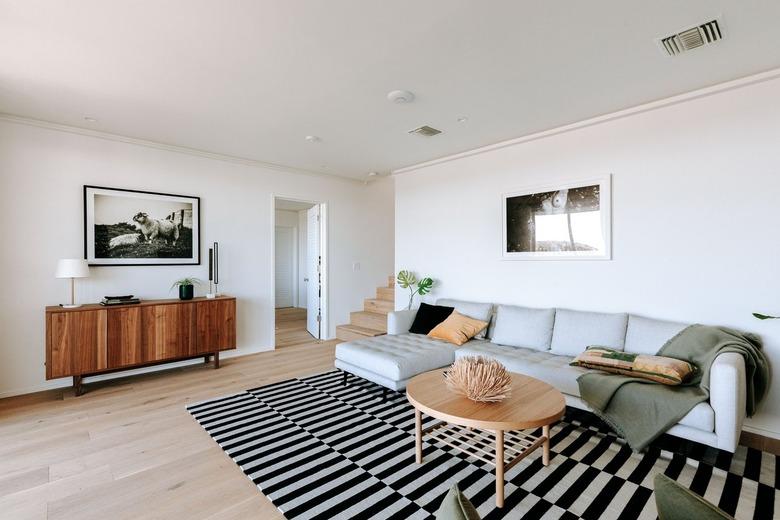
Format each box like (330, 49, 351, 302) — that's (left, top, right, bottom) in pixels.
(408, 125, 442, 137)
(658, 18, 723, 56)
(387, 90, 415, 103)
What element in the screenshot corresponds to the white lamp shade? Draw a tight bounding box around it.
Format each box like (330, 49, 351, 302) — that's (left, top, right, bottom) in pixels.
(55, 259, 90, 279)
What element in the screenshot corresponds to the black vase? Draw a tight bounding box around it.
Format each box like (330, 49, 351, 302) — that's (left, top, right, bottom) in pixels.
(179, 284, 194, 300)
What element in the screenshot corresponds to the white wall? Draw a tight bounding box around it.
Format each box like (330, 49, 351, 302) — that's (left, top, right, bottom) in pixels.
(395, 76, 780, 437)
(0, 120, 394, 397)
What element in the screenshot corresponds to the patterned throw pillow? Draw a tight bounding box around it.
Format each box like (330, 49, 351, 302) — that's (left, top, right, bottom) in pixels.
(570, 346, 696, 385)
(428, 311, 488, 346)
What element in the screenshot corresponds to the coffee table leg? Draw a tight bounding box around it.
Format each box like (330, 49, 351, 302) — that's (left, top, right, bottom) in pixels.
(415, 408, 423, 464)
(495, 429, 505, 508)
(542, 425, 550, 466)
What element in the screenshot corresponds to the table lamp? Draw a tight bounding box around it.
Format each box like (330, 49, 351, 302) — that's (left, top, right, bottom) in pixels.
(55, 259, 90, 308)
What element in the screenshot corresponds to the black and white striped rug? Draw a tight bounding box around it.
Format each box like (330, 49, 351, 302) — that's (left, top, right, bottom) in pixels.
(187, 370, 778, 519)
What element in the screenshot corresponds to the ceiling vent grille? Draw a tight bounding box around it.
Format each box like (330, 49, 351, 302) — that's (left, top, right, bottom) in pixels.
(659, 19, 722, 56)
(408, 125, 442, 137)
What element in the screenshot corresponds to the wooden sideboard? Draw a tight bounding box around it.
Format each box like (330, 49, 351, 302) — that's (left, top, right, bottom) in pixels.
(46, 296, 236, 395)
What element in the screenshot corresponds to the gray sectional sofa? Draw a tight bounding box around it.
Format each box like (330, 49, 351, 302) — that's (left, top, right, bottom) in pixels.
(334, 298, 747, 452)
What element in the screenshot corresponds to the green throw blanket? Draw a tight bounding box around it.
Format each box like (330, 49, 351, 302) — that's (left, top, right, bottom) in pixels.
(577, 325, 770, 451)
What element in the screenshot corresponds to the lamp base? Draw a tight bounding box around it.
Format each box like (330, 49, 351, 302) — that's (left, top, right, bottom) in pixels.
(60, 303, 83, 308)
(206, 293, 217, 299)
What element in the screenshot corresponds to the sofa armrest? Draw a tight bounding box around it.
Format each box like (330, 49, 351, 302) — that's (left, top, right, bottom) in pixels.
(387, 309, 417, 335)
(709, 352, 746, 452)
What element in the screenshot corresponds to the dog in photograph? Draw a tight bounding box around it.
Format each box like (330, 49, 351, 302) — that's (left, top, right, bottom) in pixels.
(109, 233, 142, 249)
(132, 212, 180, 245)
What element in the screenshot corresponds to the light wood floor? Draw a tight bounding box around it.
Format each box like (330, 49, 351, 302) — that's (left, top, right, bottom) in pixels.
(275, 307, 318, 348)
(0, 340, 339, 520)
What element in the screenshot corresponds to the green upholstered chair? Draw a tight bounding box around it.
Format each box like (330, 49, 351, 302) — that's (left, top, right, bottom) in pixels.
(435, 484, 481, 520)
(654, 473, 734, 520)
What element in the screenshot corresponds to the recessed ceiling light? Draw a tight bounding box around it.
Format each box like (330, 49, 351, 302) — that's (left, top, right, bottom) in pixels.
(387, 90, 415, 104)
(457, 116, 469, 123)
(305, 135, 321, 143)
(84, 116, 98, 123)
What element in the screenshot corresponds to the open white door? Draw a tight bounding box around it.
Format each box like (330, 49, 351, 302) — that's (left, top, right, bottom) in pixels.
(306, 205, 321, 339)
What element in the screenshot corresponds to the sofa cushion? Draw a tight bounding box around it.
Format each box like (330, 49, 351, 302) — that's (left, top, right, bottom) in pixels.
(409, 303, 455, 334)
(436, 299, 493, 340)
(624, 315, 689, 355)
(550, 309, 628, 356)
(428, 311, 488, 346)
(456, 342, 587, 397)
(491, 305, 555, 351)
(335, 333, 459, 381)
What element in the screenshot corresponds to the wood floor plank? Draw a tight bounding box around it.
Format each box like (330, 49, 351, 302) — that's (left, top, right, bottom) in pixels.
(0, 327, 339, 519)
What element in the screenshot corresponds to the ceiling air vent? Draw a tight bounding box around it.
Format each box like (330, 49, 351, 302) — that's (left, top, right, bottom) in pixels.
(408, 125, 442, 137)
(659, 19, 723, 56)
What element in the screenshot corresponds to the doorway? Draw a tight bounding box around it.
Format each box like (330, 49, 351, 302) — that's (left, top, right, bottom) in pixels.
(273, 197, 327, 348)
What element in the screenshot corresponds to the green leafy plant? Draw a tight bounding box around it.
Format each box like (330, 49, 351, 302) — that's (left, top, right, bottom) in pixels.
(753, 313, 779, 320)
(171, 277, 202, 290)
(397, 270, 435, 310)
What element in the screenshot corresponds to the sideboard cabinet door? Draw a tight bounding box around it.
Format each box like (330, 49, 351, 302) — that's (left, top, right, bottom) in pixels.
(195, 299, 236, 353)
(106, 306, 143, 369)
(141, 303, 196, 361)
(47, 309, 107, 378)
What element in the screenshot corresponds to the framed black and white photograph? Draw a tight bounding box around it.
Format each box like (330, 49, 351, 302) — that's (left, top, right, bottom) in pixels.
(84, 186, 200, 266)
(502, 175, 611, 260)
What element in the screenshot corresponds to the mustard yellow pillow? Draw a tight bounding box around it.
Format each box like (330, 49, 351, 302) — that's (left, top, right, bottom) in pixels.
(427, 311, 488, 346)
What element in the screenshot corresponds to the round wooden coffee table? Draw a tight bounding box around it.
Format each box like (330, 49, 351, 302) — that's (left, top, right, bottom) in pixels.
(406, 368, 566, 508)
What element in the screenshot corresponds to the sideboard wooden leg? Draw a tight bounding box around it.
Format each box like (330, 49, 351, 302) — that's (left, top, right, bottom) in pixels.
(214, 351, 220, 369)
(73, 376, 84, 396)
(204, 354, 210, 364)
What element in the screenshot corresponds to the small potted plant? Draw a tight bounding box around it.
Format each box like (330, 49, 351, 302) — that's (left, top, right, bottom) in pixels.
(172, 277, 201, 300)
(397, 270, 434, 310)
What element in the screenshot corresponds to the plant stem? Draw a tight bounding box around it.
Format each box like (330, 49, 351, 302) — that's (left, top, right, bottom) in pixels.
(408, 288, 414, 310)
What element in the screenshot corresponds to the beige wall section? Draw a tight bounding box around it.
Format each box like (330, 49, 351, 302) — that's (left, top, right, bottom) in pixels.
(0, 120, 395, 398)
(395, 75, 780, 438)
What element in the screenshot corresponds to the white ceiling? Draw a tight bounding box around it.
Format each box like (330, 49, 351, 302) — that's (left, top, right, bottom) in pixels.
(275, 199, 314, 211)
(2, 1, 780, 180)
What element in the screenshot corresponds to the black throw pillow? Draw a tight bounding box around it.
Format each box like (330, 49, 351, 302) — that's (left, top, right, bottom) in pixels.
(409, 303, 455, 334)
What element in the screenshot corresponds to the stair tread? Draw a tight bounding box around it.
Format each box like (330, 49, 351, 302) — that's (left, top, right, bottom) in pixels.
(336, 324, 385, 336)
(351, 311, 386, 317)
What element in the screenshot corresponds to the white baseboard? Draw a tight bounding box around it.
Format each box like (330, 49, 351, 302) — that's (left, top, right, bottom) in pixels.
(0, 345, 274, 400)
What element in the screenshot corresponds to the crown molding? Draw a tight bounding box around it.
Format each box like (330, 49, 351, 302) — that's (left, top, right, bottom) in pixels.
(0, 113, 363, 185)
(392, 67, 780, 175)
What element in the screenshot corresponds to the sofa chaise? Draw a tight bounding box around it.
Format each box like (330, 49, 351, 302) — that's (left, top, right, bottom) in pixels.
(334, 299, 747, 452)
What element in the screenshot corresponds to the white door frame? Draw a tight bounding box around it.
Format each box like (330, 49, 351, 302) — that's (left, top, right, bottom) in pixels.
(271, 195, 329, 343)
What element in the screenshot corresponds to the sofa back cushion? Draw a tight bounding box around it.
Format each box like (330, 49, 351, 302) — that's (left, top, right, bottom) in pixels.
(550, 309, 628, 356)
(491, 305, 555, 351)
(436, 298, 493, 340)
(624, 315, 689, 355)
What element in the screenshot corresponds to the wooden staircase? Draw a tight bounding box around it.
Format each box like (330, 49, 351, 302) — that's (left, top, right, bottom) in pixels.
(336, 275, 395, 342)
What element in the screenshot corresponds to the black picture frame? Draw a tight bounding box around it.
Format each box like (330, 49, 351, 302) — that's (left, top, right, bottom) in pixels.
(84, 185, 201, 266)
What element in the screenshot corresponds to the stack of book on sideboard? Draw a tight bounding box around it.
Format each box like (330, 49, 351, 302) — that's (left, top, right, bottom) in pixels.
(100, 295, 141, 306)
